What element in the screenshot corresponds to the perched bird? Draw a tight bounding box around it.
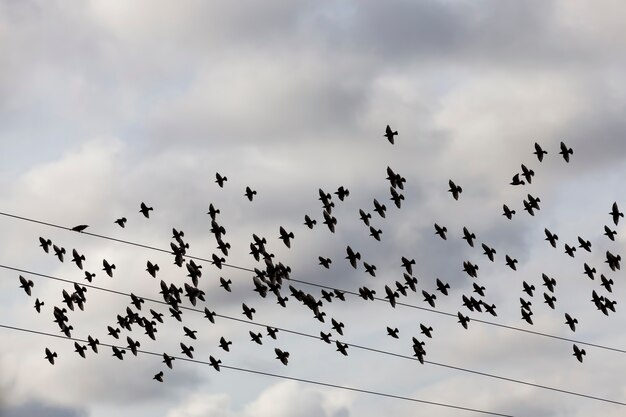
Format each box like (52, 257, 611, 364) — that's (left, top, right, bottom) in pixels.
(245, 186, 257, 201)
(146, 261, 159, 278)
(462, 227, 476, 247)
(209, 356, 221, 371)
(573, 344, 586, 363)
(533, 142, 547, 162)
(153, 371, 164, 382)
(565, 313, 578, 332)
(610, 202, 623, 226)
(604, 225, 617, 241)
(436, 278, 450, 296)
(219, 337, 232, 352)
(386, 327, 399, 338)
(275, 348, 290, 365)
(502, 204, 515, 220)
(180, 343, 194, 358)
(103, 259, 116, 277)
(505, 255, 518, 271)
(19, 275, 34, 296)
(318, 257, 332, 269)
(279, 226, 294, 248)
(139, 202, 153, 218)
(304, 215, 317, 229)
(482, 243, 496, 262)
(71, 225, 89, 232)
(359, 209, 372, 226)
(45, 348, 57, 365)
(544, 228, 558, 248)
(448, 180, 462, 200)
(242, 303, 256, 320)
(384, 124, 398, 144)
(39, 237, 52, 253)
(559, 141, 573, 162)
(215, 172, 227, 187)
(434, 223, 447, 240)
(114, 217, 127, 228)
(34, 298, 44, 313)
(577, 236, 592, 252)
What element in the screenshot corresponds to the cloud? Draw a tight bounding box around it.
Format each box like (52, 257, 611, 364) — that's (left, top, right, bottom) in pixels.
(0, 399, 88, 417)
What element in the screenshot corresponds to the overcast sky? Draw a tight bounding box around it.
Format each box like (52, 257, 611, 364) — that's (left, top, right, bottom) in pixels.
(2, 1, 626, 416)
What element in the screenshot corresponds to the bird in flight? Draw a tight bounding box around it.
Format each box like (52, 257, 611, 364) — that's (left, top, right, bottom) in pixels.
(384, 124, 398, 144)
(245, 186, 257, 201)
(139, 202, 153, 218)
(114, 217, 127, 228)
(19, 275, 34, 296)
(573, 344, 586, 363)
(45, 348, 57, 365)
(215, 172, 227, 187)
(559, 141, 573, 162)
(533, 142, 547, 162)
(275, 348, 290, 365)
(448, 180, 462, 200)
(610, 202, 623, 226)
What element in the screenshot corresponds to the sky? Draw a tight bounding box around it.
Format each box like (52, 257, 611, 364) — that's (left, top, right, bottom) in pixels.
(1, 1, 626, 416)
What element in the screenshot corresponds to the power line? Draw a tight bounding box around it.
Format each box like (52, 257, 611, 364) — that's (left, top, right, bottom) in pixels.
(3, 263, 625, 407)
(1, 210, 624, 355)
(0, 323, 515, 417)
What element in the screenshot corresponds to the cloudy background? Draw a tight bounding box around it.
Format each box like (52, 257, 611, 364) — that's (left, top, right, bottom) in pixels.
(2, 1, 626, 416)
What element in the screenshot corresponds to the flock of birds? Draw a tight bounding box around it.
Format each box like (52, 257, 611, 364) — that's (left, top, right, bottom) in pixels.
(14, 127, 624, 391)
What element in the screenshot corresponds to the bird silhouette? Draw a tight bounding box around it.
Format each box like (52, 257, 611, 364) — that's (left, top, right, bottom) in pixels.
(336, 341, 349, 356)
(583, 263, 596, 280)
(463, 261, 479, 278)
(146, 261, 159, 278)
(153, 371, 164, 382)
(521, 308, 534, 325)
(275, 348, 290, 365)
(163, 353, 175, 369)
(318, 257, 332, 269)
(559, 141, 573, 162)
(543, 292, 557, 309)
(219, 337, 232, 352)
(183, 326, 198, 340)
(304, 215, 317, 229)
(215, 172, 227, 187)
(606, 250, 621, 271)
(435, 278, 450, 296)
(242, 303, 256, 320)
(345, 246, 361, 269)
(522, 281, 535, 297)
(542, 273, 556, 292)
(462, 227, 476, 247)
(420, 324, 433, 338)
(45, 348, 57, 365)
(564, 244, 576, 258)
(112, 346, 126, 360)
(481, 243, 496, 262)
(502, 204, 515, 220)
(564, 313, 578, 332)
(600, 274, 614, 293)
(434, 223, 447, 240)
(209, 356, 221, 371)
(473, 283, 486, 297)
(363, 262, 377, 277)
(249, 331, 263, 345)
(533, 142, 547, 162)
(53, 245, 66, 262)
(331, 318, 345, 335)
(577, 236, 592, 252)
(610, 202, 623, 226)
(422, 290, 437, 308)
(573, 344, 586, 362)
(245, 186, 257, 201)
(384, 124, 398, 144)
(373, 199, 387, 218)
(369, 226, 382, 241)
(457, 312, 470, 329)
(604, 225, 617, 241)
(384, 285, 398, 307)
(19, 275, 33, 296)
(448, 180, 462, 200)
(389, 187, 404, 208)
(335, 186, 350, 201)
(103, 259, 116, 277)
(386, 327, 399, 338)
(267, 327, 279, 339)
(510, 173, 525, 186)
(505, 255, 518, 271)
(520, 164, 534, 184)
(359, 209, 372, 226)
(279, 226, 294, 248)
(39, 237, 52, 253)
(71, 224, 89, 232)
(139, 202, 153, 218)
(34, 298, 44, 313)
(180, 343, 194, 358)
(114, 217, 127, 228)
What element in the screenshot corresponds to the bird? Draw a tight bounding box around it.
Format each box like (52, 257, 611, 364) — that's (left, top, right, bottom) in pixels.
(502, 204, 515, 220)
(146, 261, 159, 278)
(38, 237, 52, 253)
(564, 244, 576, 258)
(345, 246, 361, 269)
(505, 255, 518, 271)
(386, 166, 406, 189)
(604, 225, 617, 241)
(384, 285, 398, 307)
(520, 164, 534, 184)
(544, 292, 557, 309)
(112, 346, 126, 360)
(215, 172, 227, 187)
(559, 141, 573, 162)
(606, 250, 621, 271)
(207, 203, 220, 220)
(373, 199, 386, 218)
(600, 274, 614, 293)
(481, 243, 496, 262)
(103, 259, 116, 277)
(183, 326, 197, 340)
(434, 223, 447, 240)
(521, 308, 534, 325)
(45, 348, 57, 365)
(304, 215, 317, 229)
(245, 186, 257, 201)
(139, 202, 153, 218)
(369, 226, 382, 241)
(510, 173, 525, 186)
(472, 283, 486, 297)
(335, 186, 350, 201)
(482, 302, 497, 316)
(180, 343, 194, 358)
(150, 309, 164, 324)
(34, 298, 44, 313)
(463, 261, 479, 278)
(107, 326, 120, 339)
(520, 298, 532, 311)
(219, 337, 232, 352)
(389, 187, 404, 208)
(267, 327, 278, 339)
(522, 281, 535, 297)
(542, 273, 556, 292)
(336, 341, 349, 356)
(331, 318, 345, 335)
(242, 303, 256, 320)
(565, 313, 578, 332)
(275, 348, 290, 365)
(153, 371, 164, 382)
(610, 202, 623, 226)
(435, 278, 450, 296)
(334, 289, 346, 301)
(359, 209, 372, 226)
(163, 353, 175, 369)
(204, 307, 216, 323)
(52, 245, 66, 262)
(384, 124, 398, 144)
(71, 249, 86, 270)
(218, 277, 232, 292)
(114, 217, 127, 228)
(457, 312, 470, 329)
(386, 327, 399, 338)
(460, 227, 475, 247)
(279, 226, 294, 248)
(209, 356, 221, 371)
(448, 180, 462, 200)
(320, 331, 332, 344)
(544, 228, 558, 248)
(249, 331, 263, 345)
(522, 199, 535, 216)
(318, 257, 332, 269)
(573, 344, 586, 363)
(71, 224, 89, 232)
(422, 290, 437, 308)
(583, 263, 596, 280)
(127, 337, 140, 356)
(533, 142, 547, 162)
(577, 236, 592, 252)
(420, 324, 433, 338)
(401, 257, 415, 275)
(170, 307, 183, 322)
(19, 275, 34, 296)
(363, 262, 377, 277)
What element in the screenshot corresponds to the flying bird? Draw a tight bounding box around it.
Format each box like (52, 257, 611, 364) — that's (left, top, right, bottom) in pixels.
(19, 275, 33, 296)
(565, 313, 578, 332)
(610, 202, 623, 226)
(510, 173, 525, 186)
(215, 172, 227, 187)
(335, 186, 350, 201)
(462, 227, 476, 247)
(45, 348, 57, 365)
(482, 243, 496, 262)
(53, 245, 66, 262)
(520, 164, 534, 184)
(242, 303, 256, 320)
(384, 124, 398, 144)
(39, 237, 52, 253)
(139, 202, 153, 218)
(604, 225, 617, 241)
(436, 278, 450, 296)
(373, 199, 386, 218)
(505, 255, 518, 271)
(448, 180, 462, 200)
(559, 141, 573, 162)
(457, 312, 470, 329)
(180, 343, 194, 358)
(544, 229, 558, 248)
(331, 318, 345, 335)
(359, 209, 372, 226)
(275, 348, 290, 365)
(386, 327, 399, 338)
(34, 298, 44, 313)
(522, 281, 535, 297)
(533, 142, 547, 162)
(245, 186, 257, 201)
(279, 226, 294, 248)
(502, 204, 515, 220)
(304, 215, 317, 229)
(577, 236, 591, 252)
(564, 244, 576, 258)
(220, 277, 232, 292)
(573, 344, 586, 363)
(146, 261, 159, 278)
(267, 326, 279, 339)
(209, 356, 221, 371)
(153, 372, 163, 382)
(345, 246, 361, 269)
(542, 273, 556, 292)
(114, 217, 127, 228)
(103, 259, 116, 277)
(219, 337, 232, 352)
(336, 341, 349, 356)
(434, 223, 447, 240)
(71, 249, 86, 270)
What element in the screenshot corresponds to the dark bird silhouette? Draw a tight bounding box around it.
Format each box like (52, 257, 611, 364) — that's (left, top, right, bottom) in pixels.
(34, 298, 44, 313)
(564, 244, 576, 258)
(510, 173, 525, 186)
(522, 281, 535, 297)
(153, 371, 163, 382)
(577, 236, 592, 252)
(331, 318, 344, 335)
(520, 164, 534, 184)
(103, 259, 116, 277)
(505, 255, 518, 271)
(389, 187, 404, 208)
(112, 346, 126, 360)
(336, 341, 349, 356)
(573, 344, 586, 363)
(521, 308, 534, 325)
(420, 324, 433, 338)
(600, 274, 614, 293)
(481, 243, 496, 262)
(71, 249, 85, 270)
(19, 275, 33, 296)
(207, 203, 220, 220)
(384, 124, 398, 144)
(163, 353, 175, 369)
(209, 356, 221, 371)
(74, 342, 87, 358)
(583, 263, 596, 280)
(384, 285, 398, 308)
(53, 245, 66, 262)
(395, 281, 408, 297)
(502, 204, 515, 220)
(422, 290, 437, 308)
(559, 141, 573, 162)
(604, 225, 617, 241)
(139, 202, 153, 218)
(279, 226, 294, 248)
(522, 199, 535, 216)
(219, 337, 232, 352)
(320, 331, 332, 344)
(457, 312, 470, 329)
(83, 271, 95, 283)
(145, 261, 159, 278)
(249, 331, 263, 345)
(183, 326, 197, 340)
(275, 348, 290, 365)
(45, 348, 57, 365)
(606, 250, 621, 271)
(304, 215, 317, 229)
(359, 286, 376, 300)
(39, 237, 52, 253)
(369, 226, 382, 241)
(520, 298, 532, 311)
(473, 283, 486, 297)
(462, 227, 476, 247)
(534, 142, 547, 162)
(565, 313, 578, 332)
(436, 278, 450, 296)
(180, 343, 194, 358)
(448, 180, 462, 200)
(386, 166, 406, 190)
(544, 228, 558, 248)
(318, 257, 332, 269)
(463, 261, 479, 278)
(404, 273, 418, 292)
(150, 309, 164, 324)
(322, 210, 337, 233)
(245, 186, 257, 201)
(434, 223, 447, 240)
(107, 326, 120, 339)
(346, 246, 361, 269)
(401, 257, 415, 275)
(543, 292, 557, 309)
(482, 302, 497, 317)
(71, 224, 89, 232)
(219, 277, 232, 292)
(242, 303, 256, 320)
(170, 307, 183, 322)
(130, 293, 145, 310)
(215, 172, 227, 187)
(359, 209, 372, 226)
(373, 199, 386, 218)
(115, 217, 127, 228)
(334, 289, 346, 301)
(363, 262, 377, 277)
(335, 186, 350, 201)
(127, 337, 140, 356)
(610, 202, 623, 226)
(542, 273, 556, 293)
(386, 327, 399, 338)
(267, 326, 279, 339)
